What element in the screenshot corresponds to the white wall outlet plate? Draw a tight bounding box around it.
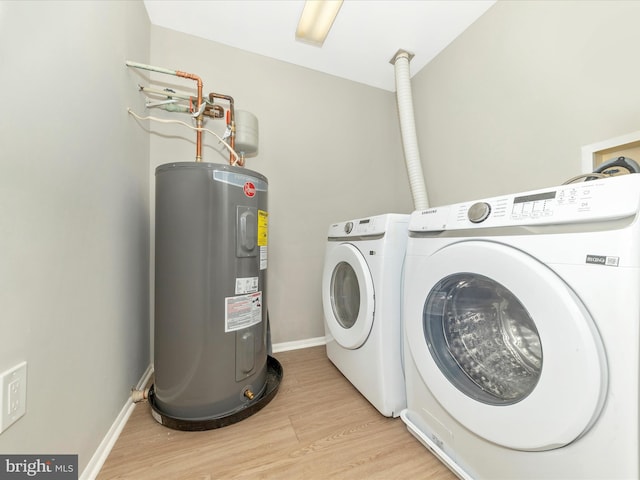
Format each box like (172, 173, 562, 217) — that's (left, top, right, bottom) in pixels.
(0, 361, 27, 434)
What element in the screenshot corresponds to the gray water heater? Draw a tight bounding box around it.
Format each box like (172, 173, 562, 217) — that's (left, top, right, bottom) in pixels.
(151, 162, 281, 430)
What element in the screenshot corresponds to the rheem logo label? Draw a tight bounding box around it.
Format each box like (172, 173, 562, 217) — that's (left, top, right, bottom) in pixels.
(243, 181, 256, 198)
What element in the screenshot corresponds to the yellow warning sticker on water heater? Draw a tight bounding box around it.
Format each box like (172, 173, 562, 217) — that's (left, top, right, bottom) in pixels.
(258, 210, 268, 271)
(258, 210, 268, 246)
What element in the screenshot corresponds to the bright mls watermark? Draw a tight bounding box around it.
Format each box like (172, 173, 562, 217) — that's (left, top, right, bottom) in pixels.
(0, 455, 77, 479)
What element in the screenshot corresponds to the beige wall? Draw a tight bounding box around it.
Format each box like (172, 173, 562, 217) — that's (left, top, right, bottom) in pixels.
(147, 26, 413, 345)
(0, 1, 150, 474)
(412, 0, 640, 207)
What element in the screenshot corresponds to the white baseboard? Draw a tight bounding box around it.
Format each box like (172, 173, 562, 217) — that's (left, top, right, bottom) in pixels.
(272, 336, 326, 353)
(80, 364, 154, 480)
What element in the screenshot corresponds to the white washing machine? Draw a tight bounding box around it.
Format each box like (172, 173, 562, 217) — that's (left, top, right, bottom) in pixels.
(322, 213, 408, 417)
(401, 174, 640, 479)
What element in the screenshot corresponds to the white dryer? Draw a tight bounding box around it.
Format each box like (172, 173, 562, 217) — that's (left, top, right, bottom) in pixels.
(402, 174, 640, 479)
(323, 213, 408, 417)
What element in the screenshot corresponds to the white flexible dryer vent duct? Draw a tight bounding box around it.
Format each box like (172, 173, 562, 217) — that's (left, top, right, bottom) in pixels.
(392, 50, 429, 210)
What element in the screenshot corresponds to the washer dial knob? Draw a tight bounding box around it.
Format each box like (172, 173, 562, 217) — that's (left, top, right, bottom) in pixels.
(468, 202, 491, 223)
(344, 222, 354, 234)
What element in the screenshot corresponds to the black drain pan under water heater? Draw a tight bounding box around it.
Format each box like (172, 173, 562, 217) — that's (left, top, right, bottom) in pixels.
(150, 162, 282, 430)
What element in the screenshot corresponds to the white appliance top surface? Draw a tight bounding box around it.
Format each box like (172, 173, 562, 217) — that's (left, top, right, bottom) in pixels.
(410, 175, 640, 232)
(328, 213, 408, 238)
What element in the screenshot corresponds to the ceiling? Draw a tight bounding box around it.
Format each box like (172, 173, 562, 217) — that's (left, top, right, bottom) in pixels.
(143, 0, 496, 92)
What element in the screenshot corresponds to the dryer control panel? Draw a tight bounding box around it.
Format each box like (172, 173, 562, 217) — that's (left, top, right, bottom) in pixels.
(410, 174, 640, 232)
(327, 213, 408, 239)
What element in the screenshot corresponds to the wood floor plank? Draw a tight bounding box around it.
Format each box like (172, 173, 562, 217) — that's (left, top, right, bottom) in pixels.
(97, 346, 456, 479)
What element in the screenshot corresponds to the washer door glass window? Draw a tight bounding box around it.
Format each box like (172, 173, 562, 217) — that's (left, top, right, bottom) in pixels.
(425, 273, 542, 406)
(331, 261, 361, 328)
(322, 243, 375, 349)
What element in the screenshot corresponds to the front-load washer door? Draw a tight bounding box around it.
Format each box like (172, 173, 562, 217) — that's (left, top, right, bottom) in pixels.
(405, 240, 607, 451)
(323, 243, 375, 349)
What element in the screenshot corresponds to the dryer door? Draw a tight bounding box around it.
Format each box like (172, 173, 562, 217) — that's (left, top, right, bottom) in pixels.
(323, 243, 375, 349)
(405, 240, 607, 451)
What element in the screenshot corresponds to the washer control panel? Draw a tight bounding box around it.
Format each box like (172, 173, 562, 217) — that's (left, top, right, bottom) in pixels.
(410, 174, 640, 232)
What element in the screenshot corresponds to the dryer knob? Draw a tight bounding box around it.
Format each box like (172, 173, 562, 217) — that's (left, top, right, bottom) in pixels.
(344, 222, 354, 234)
(468, 202, 491, 223)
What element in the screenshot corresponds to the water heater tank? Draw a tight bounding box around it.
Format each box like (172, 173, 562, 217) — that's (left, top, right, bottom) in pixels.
(151, 162, 281, 430)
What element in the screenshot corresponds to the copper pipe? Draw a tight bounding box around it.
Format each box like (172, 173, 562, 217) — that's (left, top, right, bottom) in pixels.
(177, 70, 204, 162)
(127, 62, 239, 164)
(209, 92, 236, 165)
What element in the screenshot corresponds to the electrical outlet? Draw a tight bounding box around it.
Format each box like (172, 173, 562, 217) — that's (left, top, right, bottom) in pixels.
(9, 378, 21, 415)
(0, 361, 27, 434)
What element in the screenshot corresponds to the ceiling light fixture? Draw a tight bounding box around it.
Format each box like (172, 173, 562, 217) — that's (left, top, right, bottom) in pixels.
(295, 0, 343, 47)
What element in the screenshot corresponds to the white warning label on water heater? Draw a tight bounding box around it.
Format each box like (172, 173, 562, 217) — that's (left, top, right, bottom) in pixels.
(235, 277, 259, 294)
(225, 291, 262, 332)
(260, 246, 268, 270)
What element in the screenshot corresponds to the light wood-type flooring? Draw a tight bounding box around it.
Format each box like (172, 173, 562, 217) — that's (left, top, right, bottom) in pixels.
(97, 346, 456, 479)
